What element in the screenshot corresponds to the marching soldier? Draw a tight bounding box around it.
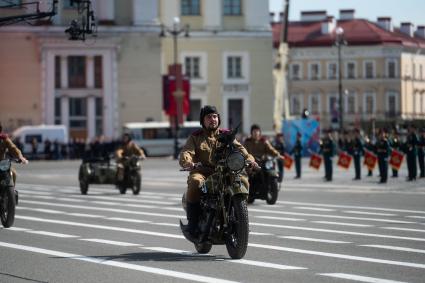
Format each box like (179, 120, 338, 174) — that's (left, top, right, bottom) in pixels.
(292, 132, 303, 179)
(389, 129, 401, 177)
(320, 129, 335, 181)
(364, 134, 376, 177)
(348, 129, 364, 180)
(418, 128, 425, 178)
(376, 129, 390, 183)
(404, 124, 418, 181)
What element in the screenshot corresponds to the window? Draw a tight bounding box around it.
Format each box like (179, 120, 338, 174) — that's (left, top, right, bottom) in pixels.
(290, 63, 301, 80)
(309, 94, 321, 115)
(187, 99, 201, 121)
(227, 99, 243, 130)
(184, 56, 201, 79)
(364, 93, 375, 114)
(309, 63, 320, 80)
(413, 64, 416, 80)
(420, 65, 423, 80)
(55, 56, 61, 89)
(227, 56, 242, 78)
(387, 60, 397, 78)
(364, 61, 375, 79)
(386, 92, 398, 116)
(54, 97, 61, 125)
(69, 97, 87, 129)
(223, 0, 241, 15)
(142, 128, 172, 139)
(94, 56, 103, 88)
(25, 134, 42, 144)
(346, 62, 356, 79)
(327, 62, 337, 80)
(290, 95, 302, 115)
(4, 0, 21, 6)
(345, 92, 356, 114)
(95, 97, 103, 136)
(181, 0, 200, 15)
(68, 56, 86, 88)
(63, 0, 76, 9)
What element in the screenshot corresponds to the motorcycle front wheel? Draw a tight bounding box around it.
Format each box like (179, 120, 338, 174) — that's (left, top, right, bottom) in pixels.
(266, 178, 279, 205)
(225, 195, 249, 259)
(131, 172, 141, 195)
(194, 242, 212, 254)
(1, 187, 16, 228)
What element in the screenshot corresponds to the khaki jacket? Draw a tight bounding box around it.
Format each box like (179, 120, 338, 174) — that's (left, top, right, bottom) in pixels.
(243, 137, 280, 160)
(179, 128, 254, 172)
(115, 141, 146, 159)
(0, 134, 23, 160)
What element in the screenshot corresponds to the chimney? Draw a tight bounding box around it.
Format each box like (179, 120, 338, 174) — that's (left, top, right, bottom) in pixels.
(321, 16, 336, 34)
(416, 26, 425, 38)
(279, 12, 284, 23)
(401, 22, 414, 37)
(301, 11, 327, 22)
(269, 12, 275, 23)
(339, 9, 355, 20)
(377, 17, 393, 31)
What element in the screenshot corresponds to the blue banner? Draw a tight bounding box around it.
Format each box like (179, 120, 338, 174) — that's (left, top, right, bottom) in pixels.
(282, 119, 321, 157)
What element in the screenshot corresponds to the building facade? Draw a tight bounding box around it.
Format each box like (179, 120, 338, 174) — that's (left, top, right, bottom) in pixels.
(272, 10, 425, 131)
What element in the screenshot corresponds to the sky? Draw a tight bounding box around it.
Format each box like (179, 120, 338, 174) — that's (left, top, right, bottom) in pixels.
(269, 0, 425, 26)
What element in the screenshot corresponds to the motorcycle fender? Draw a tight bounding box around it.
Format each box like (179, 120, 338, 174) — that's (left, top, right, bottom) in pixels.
(267, 169, 279, 178)
(226, 182, 249, 197)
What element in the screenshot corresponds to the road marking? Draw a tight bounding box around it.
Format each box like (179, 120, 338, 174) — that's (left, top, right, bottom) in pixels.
(4, 227, 32, 232)
(143, 247, 307, 270)
(107, 217, 151, 224)
(91, 201, 120, 206)
(248, 208, 415, 224)
(80, 239, 141, 247)
(359, 245, 425, 254)
(151, 222, 179, 227)
(343, 210, 397, 216)
(318, 273, 408, 283)
(382, 227, 425, 233)
(249, 243, 425, 269)
(250, 232, 274, 236)
(0, 241, 237, 283)
(26, 230, 79, 238)
(17, 207, 65, 214)
(255, 216, 306, 222)
(16, 215, 184, 239)
(68, 213, 105, 218)
(312, 221, 373, 227)
(406, 215, 425, 219)
(294, 206, 335, 212)
(250, 222, 425, 242)
(279, 236, 351, 244)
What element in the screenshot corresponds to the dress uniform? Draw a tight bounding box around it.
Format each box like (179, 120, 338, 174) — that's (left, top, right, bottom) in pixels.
(404, 126, 418, 181)
(417, 129, 425, 178)
(292, 134, 303, 179)
(348, 130, 364, 180)
(376, 132, 390, 183)
(115, 133, 146, 182)
(320, 131, 335, 181)
(0, 131, 26, 185)
(364, 136, 376, 177)
(389, 132, 401, 177)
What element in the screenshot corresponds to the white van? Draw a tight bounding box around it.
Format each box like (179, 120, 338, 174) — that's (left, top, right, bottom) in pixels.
(123, 121, 201, 156)
(12, 125, 68, 154)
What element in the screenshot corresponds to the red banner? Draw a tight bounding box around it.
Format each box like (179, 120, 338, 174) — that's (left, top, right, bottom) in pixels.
(165, 77, 190, 116)
(309, 153, 322, 170)
(389, 149, 404, 170)
(363, 150, 378, 171)
(283, 153, 293, 170)
(337, 151, 352, 169)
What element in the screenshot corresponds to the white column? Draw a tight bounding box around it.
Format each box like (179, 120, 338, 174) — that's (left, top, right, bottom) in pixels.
(45, 52, 56, 124)
(61, 96, 69, 130)
(204, 0, 221, 30)
(244, 0, 269, 30)
(60, 56, 68, 88)
(102, 51, 113, 138)
(87, 96, 96, 139)
(161, 0, 179, 27)
(96, 0, 115, 22)
(133, 0, 158, 25)
(86, 56, 94, 88)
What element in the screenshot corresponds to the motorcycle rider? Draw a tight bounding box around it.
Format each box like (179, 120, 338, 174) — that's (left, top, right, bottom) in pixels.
(0, 123, 28, 185)
(115, 133, 146, 183)
(244, 124, 284, 162)
(179, 105, 257, 242)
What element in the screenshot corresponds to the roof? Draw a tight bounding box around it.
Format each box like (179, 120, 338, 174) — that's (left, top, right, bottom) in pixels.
(272, 18, 425, 49)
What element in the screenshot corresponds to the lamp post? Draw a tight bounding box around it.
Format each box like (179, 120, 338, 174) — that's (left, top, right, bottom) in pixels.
(335, 26, 346, 131)
(160, 17, 189, 159)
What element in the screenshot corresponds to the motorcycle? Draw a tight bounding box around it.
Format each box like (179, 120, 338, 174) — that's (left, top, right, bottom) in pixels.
(0, 159, 19, 228)
(78, 155, 142, 195)
(247, 156, 279, 205)
(180, 126, 250, 259)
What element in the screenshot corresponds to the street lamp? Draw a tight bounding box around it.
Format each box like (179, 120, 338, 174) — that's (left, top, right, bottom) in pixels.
(335, 26, 346, 131)
(160, 17, 190, 159)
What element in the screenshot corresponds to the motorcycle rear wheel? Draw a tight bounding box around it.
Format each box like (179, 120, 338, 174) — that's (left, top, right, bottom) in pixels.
(194, 242, 212, 254)
(1, 187, 16, 228)
(266, 178, 279, 205)
(225, 195, 249, 259)
(131, 173, 141, 195)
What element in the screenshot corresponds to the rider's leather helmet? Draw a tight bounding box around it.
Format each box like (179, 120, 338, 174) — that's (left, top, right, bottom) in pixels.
(122, 132, 132, 143)
(250, 124, 261, 134)
(199, 105, 220, 128)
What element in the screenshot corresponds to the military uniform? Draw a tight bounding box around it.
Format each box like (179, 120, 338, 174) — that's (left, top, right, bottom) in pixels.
(404, 132, 418, 181)
(320, 136, 335, 181)
(389, 135, 401, 177)
(180, 128, 254, 203)
(364, 137, 376, 176)
(0, 133, 24, 185)
(244, 137, 280, 160)
(273, 137, 285, 182)
(348, 137, 364, 180)
(115, 141, 146, 181)
(417, 134, 425, 178)
(292, 139, 303, 178)
(376, 137, 390, 183)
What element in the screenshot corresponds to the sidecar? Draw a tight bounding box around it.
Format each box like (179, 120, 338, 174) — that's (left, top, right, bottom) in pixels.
(78, 156, 117, 195)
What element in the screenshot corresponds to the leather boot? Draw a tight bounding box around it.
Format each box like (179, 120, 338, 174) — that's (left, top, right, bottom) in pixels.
(180, 202, 201, 243)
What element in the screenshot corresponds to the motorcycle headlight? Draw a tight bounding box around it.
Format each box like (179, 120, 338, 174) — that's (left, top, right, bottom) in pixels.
(226, 152, 245, 172)
(265, 160, 274, 170)
(0, 160, 11, 172)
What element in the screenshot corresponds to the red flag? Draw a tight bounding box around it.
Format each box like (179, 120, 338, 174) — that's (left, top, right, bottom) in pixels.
(363, 150, 378, 171)
(337, 151, 352, 169)
(389, 149, 404, 170)
(309, 153, 322, 170)
(283, 153, 293, 169)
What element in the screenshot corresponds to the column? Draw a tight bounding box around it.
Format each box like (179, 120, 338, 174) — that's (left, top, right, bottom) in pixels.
(61, 96, 69, 130)
(96, 0, 115, 24)
(87, 96, 96, 139)
(133, 0, 158, 25)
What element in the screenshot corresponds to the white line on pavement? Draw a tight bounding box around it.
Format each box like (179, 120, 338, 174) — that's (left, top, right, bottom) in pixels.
(312, 221, 374, 227)
(359, 245, 425, 254)
(294, 206, 335, 212)
(250, 232, 274, 236)
(279, 236, 351, 244)
(406, 215, 425, 219)
(255, 216, 306, 222)
(318, 273, 408, 283)
(0, 241, 238, 283)
(80, 239, 142, 247)
(343, 211, 397, 216)
(4, 227, 32, 232)
(26, 230, 79, 238)
(106, 217, 151, 224)
(68, 213, 105, 218)
(248, 243, 425, 269)
(382, 227, 425, 233)
(17, 207, 65, 214)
